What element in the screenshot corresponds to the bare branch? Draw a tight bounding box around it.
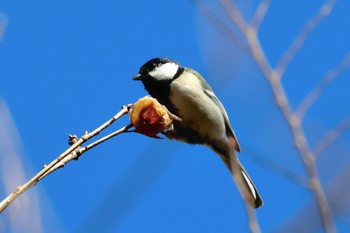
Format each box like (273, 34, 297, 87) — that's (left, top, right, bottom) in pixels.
(39, 124, 133, 179)
(275, 0, 337, 79)
(82, 124, 133, 154)
(0, 105, 130, 213)
(191, 0, 250, 54)
(246, 206, 261, 233)
(220, 1, 279, 82)
(244, 146, 309, 188)
(296, 51, 350, 120)
(219, 1, 337, 232)
(251, 0, 272, 31)
(219, 0, 249, 34)
(0, 96, 181, 214)
(313, 118, 350, 157)
(248, 30, 337, 233)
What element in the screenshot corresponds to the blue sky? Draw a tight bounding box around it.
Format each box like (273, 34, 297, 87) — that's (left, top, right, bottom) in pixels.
(1, 1, 350, 233)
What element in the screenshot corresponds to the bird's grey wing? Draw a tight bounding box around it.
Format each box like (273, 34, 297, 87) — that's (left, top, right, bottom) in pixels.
(187, 69, 241, 152)
(203, 88, 241, 152)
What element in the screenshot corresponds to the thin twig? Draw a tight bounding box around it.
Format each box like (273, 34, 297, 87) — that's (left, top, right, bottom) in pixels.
(244, 146, 309, 188)
(251, 0, 271, 31)
(275, 0, 337, 79)
(39, 124, 133, 179)
(219, 0, 248, 34)
(190, 0, 250, 54)
(296, 51, 350, 120)
(219, 1, 276, 79)
(0, 105, 130, 214)
(313, 118, 350, 157)
(82, 124, 133, 153)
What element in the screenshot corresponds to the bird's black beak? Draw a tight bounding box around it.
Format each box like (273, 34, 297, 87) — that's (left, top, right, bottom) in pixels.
(133, 73, 142, 80)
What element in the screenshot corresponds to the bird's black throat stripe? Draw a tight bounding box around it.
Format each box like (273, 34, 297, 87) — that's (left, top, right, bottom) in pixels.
(173, 67, 184, 81)
(141, 67, 185, 114)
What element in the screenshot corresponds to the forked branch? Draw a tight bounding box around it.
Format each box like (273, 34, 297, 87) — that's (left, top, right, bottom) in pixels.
(0, 96, 179, 214)
(0, 105, 131, 213)
(217, 1, 338, 232)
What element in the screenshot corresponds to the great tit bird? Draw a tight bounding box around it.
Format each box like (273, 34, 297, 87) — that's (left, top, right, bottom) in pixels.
(133, 58, 263, 208)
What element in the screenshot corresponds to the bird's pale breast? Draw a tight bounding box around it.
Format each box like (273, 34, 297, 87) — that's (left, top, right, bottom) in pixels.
(169, 72, 227, 142)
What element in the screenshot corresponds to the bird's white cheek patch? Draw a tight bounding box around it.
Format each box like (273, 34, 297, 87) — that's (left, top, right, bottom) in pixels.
(149, 62, 178, 80)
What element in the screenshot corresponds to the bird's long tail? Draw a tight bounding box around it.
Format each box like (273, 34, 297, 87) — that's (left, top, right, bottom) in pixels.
(221, 151, 263, 208)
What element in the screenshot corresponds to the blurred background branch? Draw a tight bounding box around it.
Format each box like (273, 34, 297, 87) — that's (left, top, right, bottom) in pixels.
(0, 99, 44, 233)
(296, 51, 350, 120)
(192, 0, 250, 54)
(194, 0, 350, 232)
(275, 0, 337, 79)
(313, 118, 350, 157)
(244, 146, 309, 188)
(0, 12, 8, 41)
(251, 0, 271, 30)
(219, 1, 337, 232)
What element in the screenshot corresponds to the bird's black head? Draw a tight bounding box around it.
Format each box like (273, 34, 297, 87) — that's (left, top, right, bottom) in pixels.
(133, 58, 184, 106)
(133, 58, 181, 82)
